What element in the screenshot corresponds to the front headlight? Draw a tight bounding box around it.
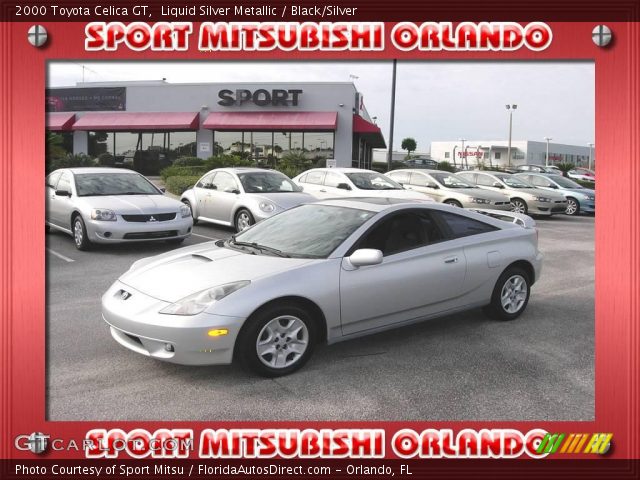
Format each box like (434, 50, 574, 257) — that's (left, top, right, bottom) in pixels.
(534, 197, 551, 203)
(159, 281, 250, 316)
(467, 197, 489, 204)
(180, 204, 191, 218)
(586, 195, 595, 201)
(258, 201, 275, 213)
(91, 208, 117, 221)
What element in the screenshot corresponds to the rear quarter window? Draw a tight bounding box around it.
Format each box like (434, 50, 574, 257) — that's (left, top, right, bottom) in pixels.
(436, 211, 498, 239)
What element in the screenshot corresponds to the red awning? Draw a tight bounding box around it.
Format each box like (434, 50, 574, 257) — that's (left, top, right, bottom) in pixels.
(72, 112, 199, 131)
(353, 115, 386, 148)
(203, 111, 338, 131)
(46, 112, 76, 131)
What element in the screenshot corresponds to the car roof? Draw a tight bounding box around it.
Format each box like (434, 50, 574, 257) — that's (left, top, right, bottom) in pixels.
(305, 168, 380, 173)
(219, 167, 278, 174)
(64, 167, 139, 174)
(315, 197, 438, 212)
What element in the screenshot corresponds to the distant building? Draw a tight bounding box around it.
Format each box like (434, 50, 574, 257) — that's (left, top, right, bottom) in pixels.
(430, 140, 594, 169)
(372, 149, 431, 164)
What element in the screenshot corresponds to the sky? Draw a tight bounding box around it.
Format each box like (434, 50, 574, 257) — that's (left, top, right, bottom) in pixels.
(48, 61, 594, 154)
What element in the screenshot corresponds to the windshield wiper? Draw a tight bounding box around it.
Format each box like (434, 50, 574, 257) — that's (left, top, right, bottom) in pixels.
(229, 239, 291, 257)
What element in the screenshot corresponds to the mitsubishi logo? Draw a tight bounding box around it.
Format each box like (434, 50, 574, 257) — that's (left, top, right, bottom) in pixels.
(148, 216, 157, 222)
(120, 290, 132, 300)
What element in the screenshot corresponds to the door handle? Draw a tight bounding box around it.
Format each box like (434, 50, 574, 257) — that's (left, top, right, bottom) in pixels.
(444, 256, 459, 264)
(319, 189, 327, 192)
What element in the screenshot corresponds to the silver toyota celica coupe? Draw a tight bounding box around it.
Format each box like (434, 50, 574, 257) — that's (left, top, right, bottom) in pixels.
(102, 198, 542, 377)
(46, 168, 193, 250)
(180, 168, 315, 232)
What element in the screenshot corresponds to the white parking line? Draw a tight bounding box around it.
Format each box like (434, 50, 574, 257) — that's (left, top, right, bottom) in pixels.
(46, 248, 75, 263)
(191, 233, 220, 241)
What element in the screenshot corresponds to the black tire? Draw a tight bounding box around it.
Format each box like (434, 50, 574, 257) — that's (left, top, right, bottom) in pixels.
(444, 199, 463, 208)
(482, 267, 531, 321)
(510, 198, 528, 215)
(234, 208, 255, 233)
(565, 197, 580, 216)
(45, 224, 50, 233)
(236, 304, 318, 377)
(72, 215, 92, 251)
(182, 200, 198, 225)
(166, 238, 185, 246)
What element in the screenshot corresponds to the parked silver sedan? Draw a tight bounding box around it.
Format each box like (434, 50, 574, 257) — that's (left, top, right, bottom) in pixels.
(181, 168, 314, 232)
(457, 171, 568, 216)
(46, 168, 193, 250)
(103, 199, 542, 377)
(387, 169, 511, 210)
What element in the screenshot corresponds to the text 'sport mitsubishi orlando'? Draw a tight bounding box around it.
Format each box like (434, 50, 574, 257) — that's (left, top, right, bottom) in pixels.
(46, 168, 193, 250)
(103, 199, 542, 377)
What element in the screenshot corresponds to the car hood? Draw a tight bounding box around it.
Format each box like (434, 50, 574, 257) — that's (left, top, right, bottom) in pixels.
(508, 187, 566, 200)
(561, 188, 595, 197)
(251, 192, 315, 210)
(80, 194, 182, 214)
(446, 187, 508, 201)
(119, 242, 314, 302)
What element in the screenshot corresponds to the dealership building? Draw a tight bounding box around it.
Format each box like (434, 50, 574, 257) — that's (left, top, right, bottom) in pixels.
(45, 80, 386, 170)
(430, 140, 595, 169)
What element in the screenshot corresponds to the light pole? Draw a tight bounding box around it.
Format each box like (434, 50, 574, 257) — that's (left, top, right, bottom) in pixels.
(505, 104, 517, 167)
(387, 60, 397, 172)
(459, 138, 466, 169)
(544, 137, 552, 166)
(588, 142, 594, 170)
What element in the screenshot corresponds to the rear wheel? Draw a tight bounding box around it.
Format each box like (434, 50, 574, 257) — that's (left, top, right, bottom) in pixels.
(510, 198, 528, 214)
(182, 200, 198, 225)
(236, 304, 318, 377)
(234, 209, 255, 233)
(72, 215, 92, 251)
(565, 197, 580, 216)
(483, 267, 531, 321)
(444, 199, 463, 208)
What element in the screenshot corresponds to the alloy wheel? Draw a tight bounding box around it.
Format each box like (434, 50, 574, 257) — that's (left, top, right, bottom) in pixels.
(500, 275, 527, 314)
(256, 315, 309, 369)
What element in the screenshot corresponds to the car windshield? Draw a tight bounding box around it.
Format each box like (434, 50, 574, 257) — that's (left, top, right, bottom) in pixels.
(229, 204, 375, 258)
(548, 175, 584, 189)
(494, 174, 533, 188)
(431, 172, 474, 188)
(344, 172, 403, 190)
(238, 171, 301, 193)
(74, 172, 160, 196)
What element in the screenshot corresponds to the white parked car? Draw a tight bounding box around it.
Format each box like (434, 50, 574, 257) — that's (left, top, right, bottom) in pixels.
(46, 168, 193, 250)
(292, 168, 432, 202)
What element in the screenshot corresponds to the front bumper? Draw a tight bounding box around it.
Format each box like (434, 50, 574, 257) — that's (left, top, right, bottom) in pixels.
(528, 200, 568, 216)
(578, 199, 596, 214)
(86, 215, 193, 243)
(102, 281, 245, 365)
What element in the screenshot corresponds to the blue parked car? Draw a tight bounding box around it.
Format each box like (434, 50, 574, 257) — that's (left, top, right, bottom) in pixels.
(515, 173, 595, 216)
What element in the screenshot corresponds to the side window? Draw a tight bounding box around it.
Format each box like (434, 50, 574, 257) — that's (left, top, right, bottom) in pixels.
(357, 211, 445, 256)
(457, 173, 476, 185)
(475, 174, 495, 187)
(196, 173, 215, 188)
(389, 171, 410, 185)
(213, 172, 239, 192)
(46, 171, 62, 189)
(410, 173, 430, 187)
(298, 173, 308, 183)
(305, 171, 326, 185)
(436, 211, 498, 239)
(531, 176, 551, 187)
(324, 172, 344, 188)
(57, 173, 72, 193)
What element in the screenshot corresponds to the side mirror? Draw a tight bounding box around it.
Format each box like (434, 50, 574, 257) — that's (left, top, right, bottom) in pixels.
(548, 184, 558, 189)
(231, 189, 241, 195)
(492, 182, 504, 189)
(55, 189, 71, 197)
(159, 187, 166, 193)
(337, 183, 352, 191)
(206, 184, 217, 190)
(349, 249, 383, 267)
(427, 183, 439, 189)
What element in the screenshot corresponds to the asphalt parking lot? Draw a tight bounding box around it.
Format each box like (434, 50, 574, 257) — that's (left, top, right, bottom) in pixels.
(46, 214, 594, 421)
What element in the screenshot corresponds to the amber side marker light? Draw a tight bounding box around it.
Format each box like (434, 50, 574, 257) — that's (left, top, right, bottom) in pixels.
(208, 329, 229, 337)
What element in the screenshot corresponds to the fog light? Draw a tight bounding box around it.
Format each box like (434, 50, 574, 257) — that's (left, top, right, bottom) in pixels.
(164, 343, 174, 352)
(104, 232, 112, 238)
(208, 329, 228, 337)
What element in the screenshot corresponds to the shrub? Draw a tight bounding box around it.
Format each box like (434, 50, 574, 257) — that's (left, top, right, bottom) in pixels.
(160, 165, 209, 181)
(436, 161, 456, 172)
(275, 152, 312, 178)
(173, 156, 204, 167)
(46, 154, 95, 174)
(164, 176, 201, 195)
(555, 162, 576, 176)
(369, 161, 406, 173)
(204, 154, 254, 170)
(98, 152, 115, 166)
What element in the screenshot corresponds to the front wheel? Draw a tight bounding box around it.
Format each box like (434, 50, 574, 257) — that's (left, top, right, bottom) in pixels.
(483, 267, 531, 321)
(444, 199, 463, 208)
(236, 304, 318, 377)
(565, 197, 580, 216)
(234, 209, 255, 233)
(510, 198, 528, 214)
(72, 215, 92, 251)
(182, 200, 198, 225)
